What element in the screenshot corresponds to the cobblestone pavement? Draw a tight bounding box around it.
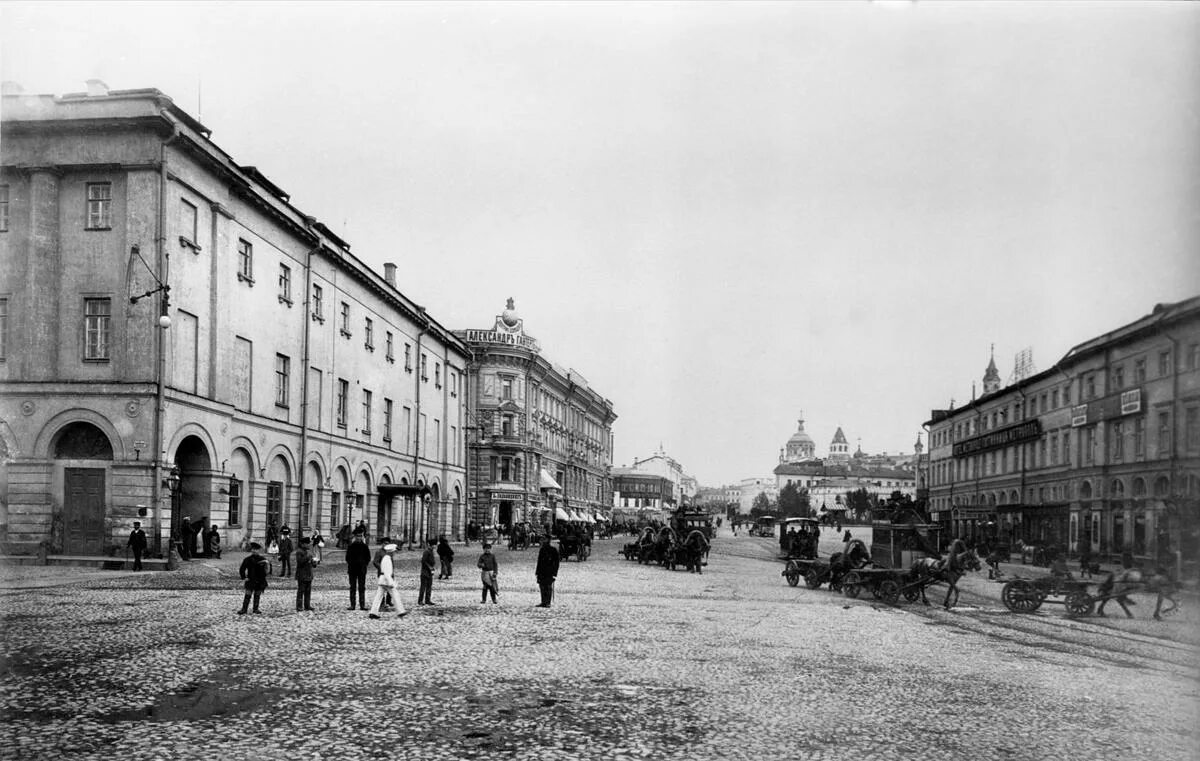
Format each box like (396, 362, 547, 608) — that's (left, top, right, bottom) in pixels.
(2, 530, 1198, 761)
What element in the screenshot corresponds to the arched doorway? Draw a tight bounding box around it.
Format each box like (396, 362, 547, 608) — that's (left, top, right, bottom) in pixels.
(173, 435, 214, 557)
(54, 422, 114, 554)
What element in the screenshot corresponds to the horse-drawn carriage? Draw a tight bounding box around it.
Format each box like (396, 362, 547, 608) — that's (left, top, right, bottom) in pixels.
(558, 531, 591, 562)
(620, 525, 709, 572)
(1002, 566, 1179, 619)
(781, 537, 872, 593)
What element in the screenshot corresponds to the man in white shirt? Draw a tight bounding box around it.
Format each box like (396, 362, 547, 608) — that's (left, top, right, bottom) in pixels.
(368, 544, 408, 619)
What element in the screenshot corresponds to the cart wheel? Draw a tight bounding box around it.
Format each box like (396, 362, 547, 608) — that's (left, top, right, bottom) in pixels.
(1002, 579, 1042, 613)
(1064, 592, 1095, 618)
(902, 585, 921, 603)
(785, 570, 800, 587)
(843, 571, 862, 598)
(879, 579, 901, 605)
(804, 569, 822, 589)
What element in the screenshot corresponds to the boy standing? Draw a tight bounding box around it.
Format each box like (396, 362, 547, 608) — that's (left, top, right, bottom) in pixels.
(477, 543, 499, 604)
(238, 543, 271, 615)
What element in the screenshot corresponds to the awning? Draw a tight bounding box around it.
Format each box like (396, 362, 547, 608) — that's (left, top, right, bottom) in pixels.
(539, 469, 562, 490)
(555, 507, 571, 521)
(594, 514, 609, 521)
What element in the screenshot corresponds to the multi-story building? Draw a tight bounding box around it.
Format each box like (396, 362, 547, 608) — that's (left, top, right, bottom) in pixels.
(925, 297, 1200, 570)
(0, 82, 468, 558)
(737, 476, 780, 514)
(457, 299, 616, 529)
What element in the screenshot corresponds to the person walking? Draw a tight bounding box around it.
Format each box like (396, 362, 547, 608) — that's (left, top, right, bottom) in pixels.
(535, 534, 560, 608)
(277, 529, 294, 577)
(126, 521, 148, 571)
(418, 539, 436, 606)
(208, 524, 222, 559)
(294, 536, 318, 612)
(477, 543, 499, 604)
(373, 537, 396, 611)
(237, 543, 271, 615)
(368, 543, 407, 619)
(179, 517, 193, 561)
(345, 526, 371, 610)
(437, 535, 455, 579)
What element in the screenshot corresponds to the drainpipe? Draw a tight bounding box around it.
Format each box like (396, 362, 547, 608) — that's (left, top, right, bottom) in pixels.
(297, 225, 320, 534)
(411, 308, 429, 549)
(153, 119, 180, 562)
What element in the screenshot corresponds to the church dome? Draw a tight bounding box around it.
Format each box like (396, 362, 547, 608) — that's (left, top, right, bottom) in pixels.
(782, 416, 816, 462)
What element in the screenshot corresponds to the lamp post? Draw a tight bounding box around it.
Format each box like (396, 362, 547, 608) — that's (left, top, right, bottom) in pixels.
(130, 244, 172, 557)
(162, 465, 182, 568)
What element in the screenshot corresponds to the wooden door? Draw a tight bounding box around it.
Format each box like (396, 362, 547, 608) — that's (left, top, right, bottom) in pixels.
(64, 468, 105, 555)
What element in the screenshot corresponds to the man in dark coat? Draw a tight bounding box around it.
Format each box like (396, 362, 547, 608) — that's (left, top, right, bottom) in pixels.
(238, 543, 271, 615)
(294, 537, 317, 612)
(277, 529, 294, 577)
(179, 517, 193, 561)
(345, 527, 371, 610)
(126, 521, 148, 571)
(437, 535, 455, 579)
(418, 538, 437, 606)
(535, 534, 561, 608)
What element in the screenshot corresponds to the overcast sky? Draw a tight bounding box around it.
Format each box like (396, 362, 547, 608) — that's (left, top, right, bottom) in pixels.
(3, 1, 1198, 486)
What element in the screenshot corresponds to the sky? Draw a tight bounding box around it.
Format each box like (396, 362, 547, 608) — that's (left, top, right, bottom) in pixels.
(3, 1, 1198, 487)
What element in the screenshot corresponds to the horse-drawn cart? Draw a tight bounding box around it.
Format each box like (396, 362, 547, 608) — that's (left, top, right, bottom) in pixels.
(559, 533, 591, 562)
(1002, 569, 1179, 619)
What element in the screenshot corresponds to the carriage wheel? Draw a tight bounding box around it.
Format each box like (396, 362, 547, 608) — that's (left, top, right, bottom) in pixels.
(878, 579, 901, 605)
(902, 585, 921, 602)
(1002, 579, 1042, 613)
(842, 571, 862, 598)
(1064, 592, 1095, 618)
(804, 569, 822, 589)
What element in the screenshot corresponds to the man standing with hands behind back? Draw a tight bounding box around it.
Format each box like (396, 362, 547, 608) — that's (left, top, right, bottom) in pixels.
(535, 533, 560, 608)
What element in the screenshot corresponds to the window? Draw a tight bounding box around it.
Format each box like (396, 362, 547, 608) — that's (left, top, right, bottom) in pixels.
(340, 302, 351, 337)
(1051, 389, 1059, 409)
(266, 482, 284, 528)
(179, 199, 198, 249)
(86, 182, 111, 229)
(404, 343, 412, 372)
(1189, 343, 1200, 371)
(1134, 358, 1146, 384)
(420, 353, 428, 381)
(364, 318, 374, 351)
(1159, 350, 1172, 377)
(336, 378, 349, 427)
(450, 370, 457, 397)
(1084, 426, 1095, 465)
(0, 185, 9, 231)
(301, 489, 313, 529)
(435, 362, 442, 388)
(83, 297, 111, 360)
(278, 264, 292, 305)
(362, 390, 373, 435)
(1062, 431, 1070, 466)
(1187, 407, 1200, 453)
(228, 478, 242, 526)
(237, 239, 254, 283)
(1112, 365, 1124, 390)
(1111, 420, 1124, 462)
(275, 353, 290, 407)
(1133, 417, 1145, 458)
(1063, 385, 1071, 405)
(501, 376, 513, 400)
(329, 493, 340, 532)
(502, 415, 513, 438)
(1050, 435, 1059, 465)
(0, 297, 7, 360)
(383, 398, 393, 442)
(311, 284, 323, 321)
(1158, 411, 1171, 456)
(1085, 374, 1096, 399)
(386, 332, 394, 363)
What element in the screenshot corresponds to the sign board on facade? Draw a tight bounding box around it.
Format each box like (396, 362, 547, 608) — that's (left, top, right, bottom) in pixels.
(1120, 388, 1142, 415)
(462, 329, 540, 352)
(952, 419, 1043, 458)
(1079, 387, 1143, 426)
(1070, 405, 1088, 428)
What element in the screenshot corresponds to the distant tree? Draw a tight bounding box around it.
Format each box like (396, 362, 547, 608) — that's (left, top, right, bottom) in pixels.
(777, 483, 811, 518)
(749, 492, 773, 516)
(843, 488, 877, 523)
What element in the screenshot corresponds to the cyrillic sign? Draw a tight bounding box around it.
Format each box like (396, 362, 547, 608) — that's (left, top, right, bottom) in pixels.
(953, 419, 1043, 458)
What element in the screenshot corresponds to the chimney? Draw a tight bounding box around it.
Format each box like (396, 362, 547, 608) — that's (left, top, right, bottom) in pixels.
(1, 81, 23, 96)
(86, 79, 109, 97)
(383, 262, 397, 287)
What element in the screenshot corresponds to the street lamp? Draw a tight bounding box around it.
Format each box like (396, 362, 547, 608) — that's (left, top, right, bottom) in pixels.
(130, 244, 172, 557)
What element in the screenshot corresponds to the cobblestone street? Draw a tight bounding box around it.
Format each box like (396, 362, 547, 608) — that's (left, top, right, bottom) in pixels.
(2, 530, 1198, 761)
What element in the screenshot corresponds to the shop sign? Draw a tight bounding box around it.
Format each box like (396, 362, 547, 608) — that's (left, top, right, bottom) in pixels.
(1080, 387, 1143, 425)
(953, 419, 1043, 458)
(1070, 405, 1088, 427)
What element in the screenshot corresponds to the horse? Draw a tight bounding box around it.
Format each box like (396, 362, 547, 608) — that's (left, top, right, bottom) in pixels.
(1097, 566, 1179, 620)
(909, 539, 982, 609)
(827, 538, 872, 590)
(681, 529, 710, 574)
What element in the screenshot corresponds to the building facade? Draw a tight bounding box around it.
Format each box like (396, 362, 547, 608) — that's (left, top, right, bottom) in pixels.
(925, 298, 1200, 572)
(0, 83, 469, 557)
(457, 300, 616, 529)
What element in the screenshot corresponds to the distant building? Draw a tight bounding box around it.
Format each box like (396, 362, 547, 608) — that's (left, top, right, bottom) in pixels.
(925, 297, 1200, 570)
(612, 446, 696, 519)
(457, 300, 616, 529)
(737, 476, 779, 514)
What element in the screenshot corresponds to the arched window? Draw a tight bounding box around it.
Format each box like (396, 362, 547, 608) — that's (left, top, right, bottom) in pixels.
(1153, 476, 1170, 498)
(53, 422, 113, 460)
(1080, 481, 1093, 500)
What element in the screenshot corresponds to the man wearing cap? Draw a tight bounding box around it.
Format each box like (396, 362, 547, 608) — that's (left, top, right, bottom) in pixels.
(418, 538, 437, 606)
(368, 544, 407, 619)
(126, 521, 148, 571)
(294, 536, 317, 612)
(345, 526, 371, 610)
(477, 543, 499, 604)
(277, 528, 294, 578)
(535, 533, 560, 608)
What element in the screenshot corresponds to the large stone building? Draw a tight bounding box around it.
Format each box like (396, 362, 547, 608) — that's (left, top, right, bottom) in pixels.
(773, 415, 916, 517)
(0, 83, 469, 557)
(924, 297, 1200, 571)
(611, 446, 696, 519)
(457, 300, 616, 529)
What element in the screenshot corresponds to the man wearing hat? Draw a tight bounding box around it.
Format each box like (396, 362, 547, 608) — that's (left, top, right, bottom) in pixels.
(535, 533, 560, 608)
(126, 521, 148, 571)
(345, 526, 371, 610)
(418, 537, 437, 606)
(477, 543, 499, 604)
(277, 527, 294, 577)
(238, 543, 271, 615)
(368, 543, 407, 618)
(294, 536, 317, 612)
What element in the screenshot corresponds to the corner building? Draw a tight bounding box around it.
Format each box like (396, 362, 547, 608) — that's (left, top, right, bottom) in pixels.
(0, 84, 468, 557)
(457, 300, 616, 529)
(925, 297, 1200, 574)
